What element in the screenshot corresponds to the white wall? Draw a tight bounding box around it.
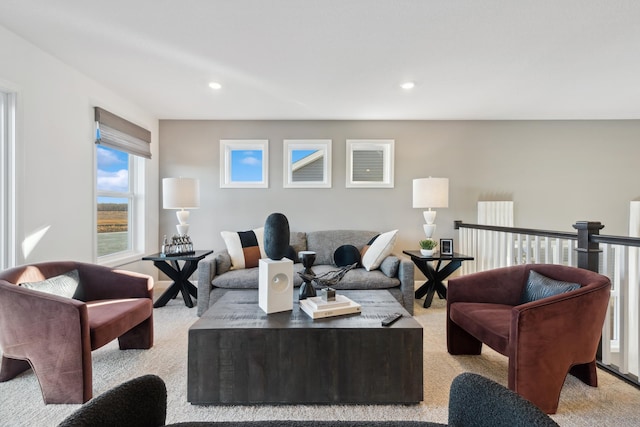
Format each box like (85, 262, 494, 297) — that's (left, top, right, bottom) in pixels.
(159, 120, 640, 256)
(0, 25, 159, 275)
(3, 19, 639, 277)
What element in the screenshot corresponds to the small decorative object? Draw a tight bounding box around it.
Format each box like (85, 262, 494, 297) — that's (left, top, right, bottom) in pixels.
(162, 234, 195, 255)
(440, 238, 454, 256)
(299, 251, 316, 275)
(299, 294, 361, 319)
(161, 235, 168, 255)
(312, 263, 357, 289)
(264, 212, 290, 260)
(419, 239, 437, 256)
(259, 258, 294, 314)
(298, 251, 317, 300)
(320, 287, 336, 301)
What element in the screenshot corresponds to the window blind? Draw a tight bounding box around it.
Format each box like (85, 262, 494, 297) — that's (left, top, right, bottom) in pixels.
(94, 107, 151, 159)
(352, 150, 383, 181)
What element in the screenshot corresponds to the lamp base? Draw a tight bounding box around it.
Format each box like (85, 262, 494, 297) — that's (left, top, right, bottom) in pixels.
(176, 224, 190, 235)
(423, 224, 436, 238)
(423, 210, 437, 224)
(176, 209, 190, 235)
(176, 209, 190, 224)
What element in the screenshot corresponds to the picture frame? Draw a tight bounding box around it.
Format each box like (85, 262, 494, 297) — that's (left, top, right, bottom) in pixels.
(283, 139, 332, 188)
(346, 139, 394, 188)
(220, 139, 269, 188)
(440, 238, 454, 256)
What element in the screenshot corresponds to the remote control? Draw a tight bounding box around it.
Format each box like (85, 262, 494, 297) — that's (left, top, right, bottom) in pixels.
(381, 313, 403, 327)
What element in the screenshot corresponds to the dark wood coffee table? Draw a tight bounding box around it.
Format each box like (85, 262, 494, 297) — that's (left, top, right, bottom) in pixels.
(188, 290, 423, 405)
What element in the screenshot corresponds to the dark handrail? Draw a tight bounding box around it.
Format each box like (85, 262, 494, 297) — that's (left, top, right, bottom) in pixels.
(454, 220, 577, 240)
(593, 234, 640, 247)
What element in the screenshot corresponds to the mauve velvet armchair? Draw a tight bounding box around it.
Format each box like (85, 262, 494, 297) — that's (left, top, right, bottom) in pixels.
(0, 261, 154, 404)
(447, 264, 611, 414)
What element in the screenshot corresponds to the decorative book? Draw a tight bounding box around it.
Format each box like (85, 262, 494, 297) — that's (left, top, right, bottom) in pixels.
(299, 294, 361, 319)
(305, 294, 352, 310)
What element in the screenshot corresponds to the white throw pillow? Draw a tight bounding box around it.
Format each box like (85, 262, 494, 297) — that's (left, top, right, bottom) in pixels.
(220, 227, 266, 269)
(361, 229, 398, 271)
(19, 269, 80, 298)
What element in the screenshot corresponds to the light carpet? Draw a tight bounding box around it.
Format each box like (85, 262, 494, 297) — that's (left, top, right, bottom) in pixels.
(1, 290, 640, 427)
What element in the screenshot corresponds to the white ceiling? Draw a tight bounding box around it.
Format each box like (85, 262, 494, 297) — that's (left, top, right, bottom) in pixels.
(1, 0, 640, 120)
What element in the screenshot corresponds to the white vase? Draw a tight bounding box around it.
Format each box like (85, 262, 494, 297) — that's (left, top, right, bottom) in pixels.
(420, 249, 434, 256)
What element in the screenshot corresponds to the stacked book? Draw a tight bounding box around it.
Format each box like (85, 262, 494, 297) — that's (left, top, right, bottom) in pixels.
(299, 294, 361, 319)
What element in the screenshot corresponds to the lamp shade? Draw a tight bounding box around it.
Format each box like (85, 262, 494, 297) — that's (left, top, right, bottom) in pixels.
(162, 177, 200, 209)
(412, 177, 449, 208)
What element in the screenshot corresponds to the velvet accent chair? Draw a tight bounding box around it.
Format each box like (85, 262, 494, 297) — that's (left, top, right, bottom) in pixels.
(0, 261, 154, 404)
(57, 372, 558, 426)
(447, 264, 611, 414)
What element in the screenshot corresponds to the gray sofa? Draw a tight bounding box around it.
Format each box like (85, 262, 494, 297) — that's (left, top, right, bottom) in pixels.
(197, 230, 414, 316)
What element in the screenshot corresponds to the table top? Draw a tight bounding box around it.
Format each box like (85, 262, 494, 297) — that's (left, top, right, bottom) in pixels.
(142, 249, 213, 262)
(402, 250, 474, 261)
(192, 290, 422, 331)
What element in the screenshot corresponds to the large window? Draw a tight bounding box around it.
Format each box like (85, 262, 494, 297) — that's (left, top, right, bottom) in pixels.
(0, 90, 16, 270)
(94, 107, 150, 262)
(96, 145, 134, 257)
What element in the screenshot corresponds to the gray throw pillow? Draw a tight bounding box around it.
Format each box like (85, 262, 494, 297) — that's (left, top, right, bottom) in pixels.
(19, 269, 80, 299)
(520, 270, 581, 304)
(379, 256, 400, 278)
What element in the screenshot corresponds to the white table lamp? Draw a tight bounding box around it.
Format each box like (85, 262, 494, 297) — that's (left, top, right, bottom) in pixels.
(163, 177, 200, 235)
(413, 177, 449, 238)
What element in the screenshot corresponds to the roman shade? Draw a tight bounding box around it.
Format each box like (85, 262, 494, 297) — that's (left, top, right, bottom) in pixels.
(94, 107, 151, 159)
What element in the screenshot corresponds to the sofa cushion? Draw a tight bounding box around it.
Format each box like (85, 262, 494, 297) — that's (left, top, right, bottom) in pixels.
(449, 302, 512, 355)
(333, 244, 362, 267)
(360, 234, 378, 260)
(19, 269, 80, 299)
(87, 298, 153, 350)
(221, 227, 266, 269)
(310, 265, 400, 290)
(212, 265, 304, 289)
(289, 231, 307, 257)
(214, 251, 233, 275)
(306, 230, 379, 265)
(379, 256, 400, 278)
(362, 229, 398, 271)
(520, 270, 581, 304)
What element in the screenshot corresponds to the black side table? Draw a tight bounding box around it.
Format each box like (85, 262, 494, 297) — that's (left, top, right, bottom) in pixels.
(143, 250, 213, 308)
(403, 250, 474, 308)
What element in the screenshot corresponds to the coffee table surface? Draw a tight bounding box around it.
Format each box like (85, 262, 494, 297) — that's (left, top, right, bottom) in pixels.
(188, 290, 423, 405)
(195, 289, 419, 330)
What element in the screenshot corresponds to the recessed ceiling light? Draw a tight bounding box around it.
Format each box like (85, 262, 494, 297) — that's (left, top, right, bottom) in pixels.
(208, 82, 222, 90)
(400, 82, 415, 90)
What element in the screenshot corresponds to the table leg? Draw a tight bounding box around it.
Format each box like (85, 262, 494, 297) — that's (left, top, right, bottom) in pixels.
(412, 258, 464, 308)
(153, 260, 199, 308)
(414, 259, 440, 299)
(178, 260, 200, 302)
(434, 260, 463, 299)
(422, 259, 443, 308)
